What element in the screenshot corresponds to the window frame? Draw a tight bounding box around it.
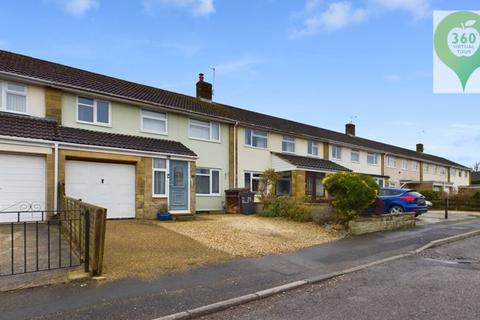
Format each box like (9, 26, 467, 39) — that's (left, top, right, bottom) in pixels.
(244, 128, 268, 149)
(387, 156, 397, 168)
(367, 152, 378, 166)
(195, 168, 221, 196)
(331, 145, 342, 160)
(244, 171, 262, 193)
(140, 109, 167, 135)
(1, 80, 28, 114)
(281, 135, 296, 153)
(188, 118, 221, 142)
(350, 149, 360, 163)
(412, 161, 418, 172)
(307, 141, 318, 156)
(401, 159, 408, 171)
(76, 96, 111, 126)
(152, 158, 168, 198)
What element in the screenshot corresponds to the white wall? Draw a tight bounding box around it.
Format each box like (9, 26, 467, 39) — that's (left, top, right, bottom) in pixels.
(330, 145, 381, 176)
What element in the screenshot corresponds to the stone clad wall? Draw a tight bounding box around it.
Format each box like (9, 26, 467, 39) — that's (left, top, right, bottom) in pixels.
(348, 213, 416, 235)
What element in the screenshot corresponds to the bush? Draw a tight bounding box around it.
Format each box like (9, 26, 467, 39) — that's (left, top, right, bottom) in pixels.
(323, 172, 379, 221)
(419, 189, 444, 200)
(473, 190, 480, 200)
(261, 196, 311, 222)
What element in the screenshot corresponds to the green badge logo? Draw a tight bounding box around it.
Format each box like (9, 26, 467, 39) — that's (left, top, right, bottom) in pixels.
(434, 11, 480, 91)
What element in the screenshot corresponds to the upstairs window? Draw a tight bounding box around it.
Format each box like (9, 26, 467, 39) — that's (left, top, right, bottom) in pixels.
(412, 162, 418, 171)
(387, 156, 396, 168)
(189, 118, 220, 142)
(440, 167, 446, 175)
(245, 128, 268, 149)
(307, 141, 318, 156)
(141, 110, 167, 134)
(424, 164, 429, 174)
(1, 81, 27, 114)
(367, 152, 378, 165)
(196, 168, 220, 195)
(282, 136, 295, 153)
(401, 160, 408, 170)
(332, 145, 342, 160)
(350, 149, 360, 163)
(77, 97, 110, 125)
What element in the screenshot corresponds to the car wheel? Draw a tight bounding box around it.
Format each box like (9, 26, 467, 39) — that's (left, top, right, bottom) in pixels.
(389, 206, 404, 214)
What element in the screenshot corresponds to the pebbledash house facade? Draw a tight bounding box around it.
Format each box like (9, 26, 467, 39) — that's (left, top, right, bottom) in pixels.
(0, 50, 471, 220)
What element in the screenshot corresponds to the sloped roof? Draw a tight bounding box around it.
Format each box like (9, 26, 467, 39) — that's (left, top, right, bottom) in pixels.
(273, 152, 351, 172)
(0, 112, 196, 157)
(0, 49, 468, 169)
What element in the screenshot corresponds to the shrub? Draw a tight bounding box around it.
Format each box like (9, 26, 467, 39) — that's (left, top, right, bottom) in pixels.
(473, 190, 480, 200)
(419, 189, 444, 200)
(323, 172, 379, 221)
(259, 169, 279, 210)
(261, 196, 311, 222)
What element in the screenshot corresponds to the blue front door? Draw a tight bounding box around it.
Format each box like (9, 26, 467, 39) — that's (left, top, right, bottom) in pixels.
(169, 160, 189, 211)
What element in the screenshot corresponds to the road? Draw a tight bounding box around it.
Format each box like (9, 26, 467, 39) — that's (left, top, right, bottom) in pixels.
(203, 236, 480, 320)
(1, 218, 479, 320)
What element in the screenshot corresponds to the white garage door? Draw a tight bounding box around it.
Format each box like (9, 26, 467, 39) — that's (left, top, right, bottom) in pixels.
(65, 161, 136, 219)
(0, 154, 46, 222)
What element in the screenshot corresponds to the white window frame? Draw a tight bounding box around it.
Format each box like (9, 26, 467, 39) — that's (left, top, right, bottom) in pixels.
(440, 167, 446, 176)
(424, 164, 429, 174)
(195, 168, 221, 196)
(387, 156, 397, 168)
(307, 141, 318, 156)
(401, 160, 408, 170)
(388, 181, 396, 188)
(244, 171, 262, 193)
(332, 145, 342, 160)
(282, 135, 295, 153)
(76, 96, 111, 126)
(350, 149, 360, 163)
(244, 128, 268, 149)
(189, 118, 221, 142)
(412, 161, 418, 172)
(1, 80, 28, 114)
(152, 158, 168, 198)
(141, 109, 167, 135)
(367, 152, 378, 166)
(374, 177, 385, 188)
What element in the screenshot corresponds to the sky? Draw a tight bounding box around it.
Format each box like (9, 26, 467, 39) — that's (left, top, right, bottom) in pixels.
(0, 0, 479, 167)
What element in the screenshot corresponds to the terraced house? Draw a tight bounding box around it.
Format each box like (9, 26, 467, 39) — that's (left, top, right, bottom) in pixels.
(0, 50, 471, 221)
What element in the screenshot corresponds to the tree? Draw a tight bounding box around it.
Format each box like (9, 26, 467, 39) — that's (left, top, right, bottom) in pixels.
(323, 172, 380, 221)
(258, 169, 279, 210)
(473, 162, 480, 172)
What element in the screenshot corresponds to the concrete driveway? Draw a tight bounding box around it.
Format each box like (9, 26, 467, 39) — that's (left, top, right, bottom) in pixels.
(417, 210, 480, 225)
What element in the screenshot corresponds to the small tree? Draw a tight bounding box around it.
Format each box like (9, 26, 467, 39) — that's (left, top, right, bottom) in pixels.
(473, 162, 480, 172)
(259, 169, 279, 210)
(323, 172, 379, 221)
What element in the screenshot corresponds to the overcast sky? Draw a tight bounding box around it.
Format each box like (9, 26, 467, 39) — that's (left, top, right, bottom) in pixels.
(1, 0, 479, 166)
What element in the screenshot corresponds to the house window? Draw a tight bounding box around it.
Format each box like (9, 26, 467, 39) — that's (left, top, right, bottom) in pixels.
(282, 136, 295, 153)
(153, 158, 167, 197)
(401, 160, 408, 170)
(276, 172, 291, 195)
(332, 145, 342, 160)
(77, 97, 110, 125)
(374, 178, 385, 188)
(387, 156, 396, 168)
(350, 149, 360, 163)
(465, 171, 468, 178)
(141, 110, 167, 134)
(440, 167, 446, 175)
(424, 164, 429, 174)
(459, 170, 462, 178)
(1, 81, 27, 113)
(189, 119, 220, 142)
(196, 168, 220, 195)
(307, 141, 318, 156)
(367, 152, 378, 165)
(244, 172, 262, 193)
(245, 129, 268, 148)
(388, 181, 396, 188)
(412, 162, 418, 171)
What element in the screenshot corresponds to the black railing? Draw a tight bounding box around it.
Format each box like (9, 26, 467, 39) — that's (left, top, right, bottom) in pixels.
(0, 209, 87, 277)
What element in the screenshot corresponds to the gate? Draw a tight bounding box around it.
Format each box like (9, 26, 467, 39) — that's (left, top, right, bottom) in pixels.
(0, 208, 89, 277)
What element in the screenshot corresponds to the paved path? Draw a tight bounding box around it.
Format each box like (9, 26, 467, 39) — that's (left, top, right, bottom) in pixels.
(204, 235, 480, 320)
(1, 218, 480, 320)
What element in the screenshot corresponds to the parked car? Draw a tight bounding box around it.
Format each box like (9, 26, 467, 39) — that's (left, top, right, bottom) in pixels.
(378, 188, 428, 216)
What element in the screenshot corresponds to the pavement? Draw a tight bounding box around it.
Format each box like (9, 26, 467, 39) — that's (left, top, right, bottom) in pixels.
(203, 235, 480, 320)
(1, 217, 480, 320)
(417, 210, 479, 225)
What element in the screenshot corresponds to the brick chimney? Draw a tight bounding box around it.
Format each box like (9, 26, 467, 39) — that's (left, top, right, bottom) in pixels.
(416, 143, 424, 153)
(196, 73, 213, 101)
(345, 123, 355, 136)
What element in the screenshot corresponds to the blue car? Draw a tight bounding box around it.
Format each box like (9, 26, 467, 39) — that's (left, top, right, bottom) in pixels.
(378, 188, 428, 216)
